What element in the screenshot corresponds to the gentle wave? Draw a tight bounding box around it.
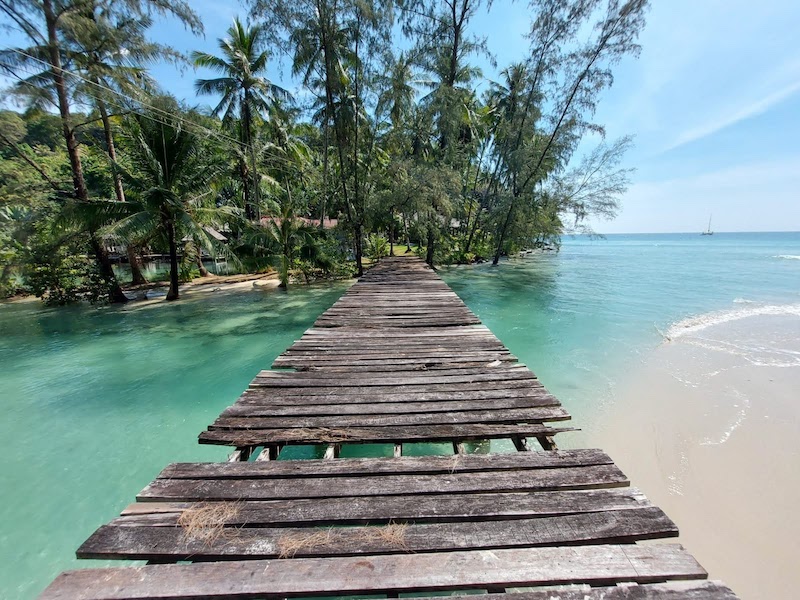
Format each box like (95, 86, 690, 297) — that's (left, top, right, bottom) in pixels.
(666, 302, 800, 340)
(774, 254, 800, 260)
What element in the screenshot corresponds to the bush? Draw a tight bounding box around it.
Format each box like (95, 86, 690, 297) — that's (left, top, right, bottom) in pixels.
(27, 252, 109, 306)
(365, 234, 389, 261)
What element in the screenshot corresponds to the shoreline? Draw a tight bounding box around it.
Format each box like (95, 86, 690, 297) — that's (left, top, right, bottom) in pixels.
(589, 311, 800, 599)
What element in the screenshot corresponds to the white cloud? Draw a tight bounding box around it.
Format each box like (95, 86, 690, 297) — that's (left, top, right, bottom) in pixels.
(597, 0, 800, 156)
(663, 76, 800, 152)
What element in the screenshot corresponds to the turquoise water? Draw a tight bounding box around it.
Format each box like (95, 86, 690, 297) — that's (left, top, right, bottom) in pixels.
(442, 232, 800, 434)
(2, 232, 800, 598)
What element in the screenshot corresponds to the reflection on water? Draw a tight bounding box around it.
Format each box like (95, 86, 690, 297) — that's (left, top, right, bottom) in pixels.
(112, 259, 236, 283)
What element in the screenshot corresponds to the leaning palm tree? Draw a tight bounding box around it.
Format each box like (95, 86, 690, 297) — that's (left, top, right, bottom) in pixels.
(109, 99, 232, 300)
(192, 18, 290, 221)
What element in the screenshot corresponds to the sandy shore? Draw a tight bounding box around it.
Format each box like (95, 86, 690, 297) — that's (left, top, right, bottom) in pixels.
(590, 311, 800, 599)
(4, 272, 283, 307)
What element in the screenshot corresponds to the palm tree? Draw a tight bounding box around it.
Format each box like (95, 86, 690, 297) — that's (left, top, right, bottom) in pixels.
(0, 0, 203, 302)
(192, 18, 290, 221)
(110, 99, 231, 300)
(68, 10, 179, 286)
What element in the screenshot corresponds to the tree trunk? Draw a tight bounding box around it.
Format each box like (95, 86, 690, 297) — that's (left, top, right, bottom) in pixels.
(240, 158, 254, 220)
(89, 234, 128, 303)
(195, 253, 210, 277)
(320, 118, 329, 227)
(101, 98, 147, 287)
(166, 219, 179, 301)
(465, 206, 482, 255)
(44, 0, 87, 202)
(492, 201, 516, 266)
(43, 0, 126, 302)
(353, 224, 363, 276)
(278, 249, 288, 289)
(426, 225, 435, 267)
(97, 97, 125, 203)
(127, 245, 147, 285)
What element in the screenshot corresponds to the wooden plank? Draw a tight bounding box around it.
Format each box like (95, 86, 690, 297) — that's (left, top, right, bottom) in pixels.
(236, 388, 559, 405)
(245, 380, 546, 395)
(252, 370, 533, 384)
(39, 544, 707, 599)
(209, 407, 571, 430)
(198, 423, 575, 447)
(121, 488, 654, 525)
(313, 320, 482, 328)
(157, 450, 616, 479)
(278, 348, 512, 356)
(222, 399, 559, 417)
(273, 354, 517, 365)
(300, 326, 492, 335)
(277, 361, 521, 373)
(408, 582, 738, 600)
(138, 464, 627, 501)
(77, 507, 677, 560)
(255, 366, 528, 379)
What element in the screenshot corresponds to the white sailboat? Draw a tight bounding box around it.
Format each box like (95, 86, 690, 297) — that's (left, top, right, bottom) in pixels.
(701, 214, 713, 236)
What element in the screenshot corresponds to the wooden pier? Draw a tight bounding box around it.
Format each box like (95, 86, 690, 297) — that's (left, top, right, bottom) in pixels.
(40, 256, 738, 599)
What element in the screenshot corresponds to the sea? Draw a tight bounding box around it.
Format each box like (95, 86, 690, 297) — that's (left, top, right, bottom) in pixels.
(1, 231, 799, 598)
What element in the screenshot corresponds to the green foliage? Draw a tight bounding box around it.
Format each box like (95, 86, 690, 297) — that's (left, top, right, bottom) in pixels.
(25, 241, 110, 306)
(178, 262, 200, 283)
(0, 0, 647, 302)
(365, 234, 389, 260)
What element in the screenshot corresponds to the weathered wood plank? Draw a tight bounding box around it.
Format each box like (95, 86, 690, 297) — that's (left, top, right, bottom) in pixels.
(156, 450, 615, 479)
(255, 366, 529, 379)
(138, 464, 626, 501)
(408, 582, 738, 600)
(39, 544, 707, 599)
(279, 361, 521, 373)
(222, 398, 562, 416)
(246, 379, 546, 394)
(121, 488, 653, 525)
(301, 326, 492, 335)
(209, 407, 571, 430)
(77, 507, 677, 560)
(198, 423, 575, 446)
(236, 388, 559, 405)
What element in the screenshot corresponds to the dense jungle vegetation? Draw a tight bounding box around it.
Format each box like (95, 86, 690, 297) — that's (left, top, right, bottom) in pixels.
(0, 0, 646, 303)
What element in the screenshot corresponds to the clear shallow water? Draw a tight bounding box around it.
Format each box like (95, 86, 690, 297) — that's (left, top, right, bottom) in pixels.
(2, 232, 800, 598)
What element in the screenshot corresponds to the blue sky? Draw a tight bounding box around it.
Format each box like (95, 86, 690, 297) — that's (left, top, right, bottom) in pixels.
(4, 0, 800, 233)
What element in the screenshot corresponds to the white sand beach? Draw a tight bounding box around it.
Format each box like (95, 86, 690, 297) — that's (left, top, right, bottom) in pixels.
(591, 309, 800, 599)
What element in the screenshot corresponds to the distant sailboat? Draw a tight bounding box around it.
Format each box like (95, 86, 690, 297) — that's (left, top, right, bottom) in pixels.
(701, 215, 713, 236)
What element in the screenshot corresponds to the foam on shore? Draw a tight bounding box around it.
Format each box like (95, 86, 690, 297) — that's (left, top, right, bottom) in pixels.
(666, 302, 800, 340)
